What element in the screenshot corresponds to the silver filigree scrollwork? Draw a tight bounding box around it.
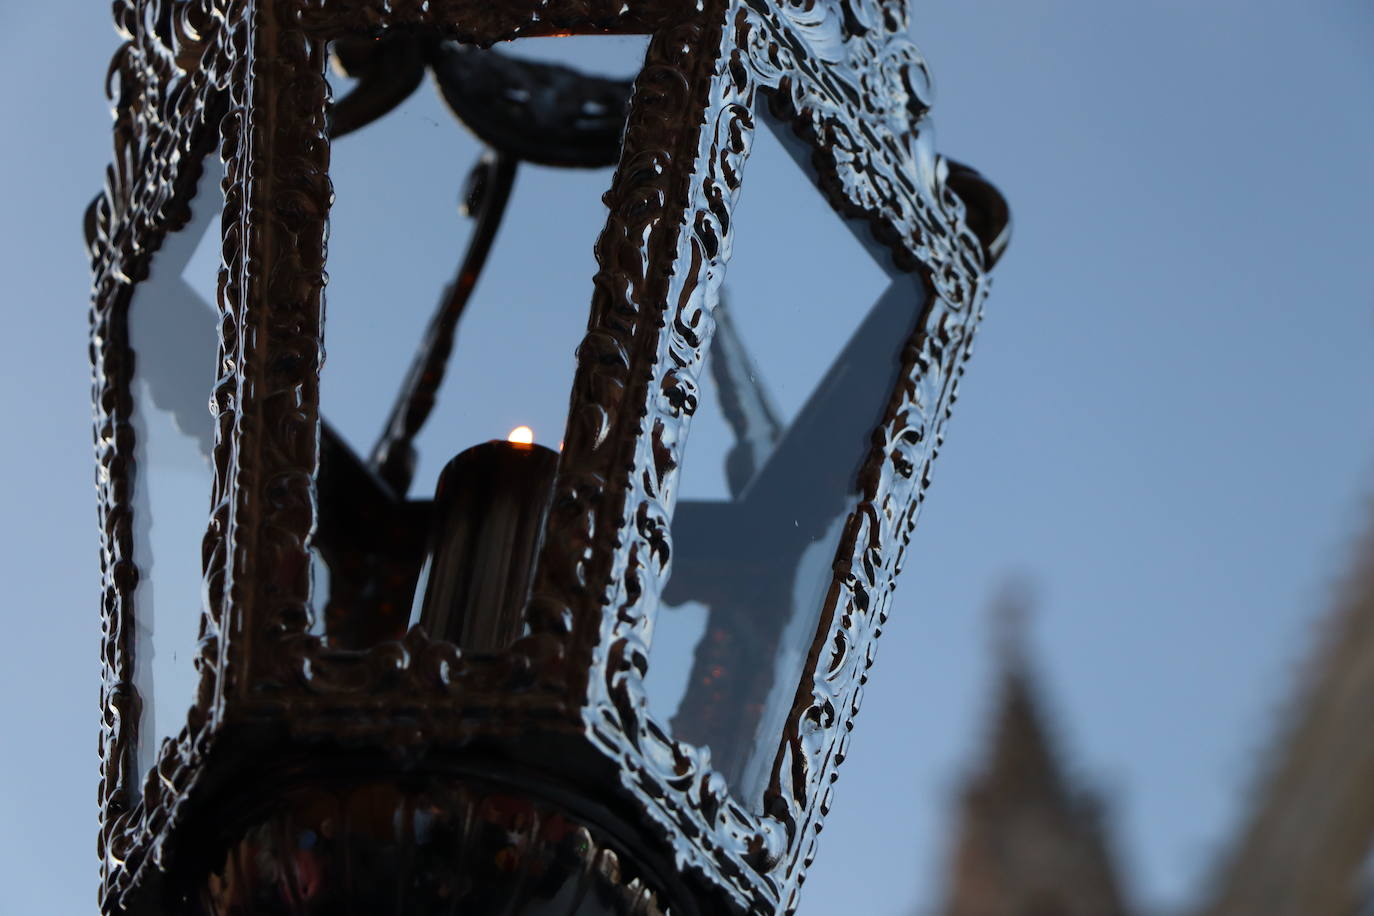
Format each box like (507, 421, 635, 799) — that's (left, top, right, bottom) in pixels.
(90, 0, 1001, 911)
(89, 1, 241, 908)
(556, 0, 995, 911)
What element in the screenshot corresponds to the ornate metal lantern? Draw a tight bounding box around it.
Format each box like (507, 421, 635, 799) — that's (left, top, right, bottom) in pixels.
(87, 0, 1007, 913)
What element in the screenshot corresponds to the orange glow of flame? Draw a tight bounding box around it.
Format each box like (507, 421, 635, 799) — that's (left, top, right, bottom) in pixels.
(507, 425, 535, 445)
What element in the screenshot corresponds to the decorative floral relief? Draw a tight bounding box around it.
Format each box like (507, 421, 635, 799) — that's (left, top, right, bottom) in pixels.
(552, 0, 992, 911)
(89, 1, 242, 909)
(91, 0, 999, 911)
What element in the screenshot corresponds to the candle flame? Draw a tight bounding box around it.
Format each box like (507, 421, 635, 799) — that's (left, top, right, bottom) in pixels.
(507, 425, 535, 445)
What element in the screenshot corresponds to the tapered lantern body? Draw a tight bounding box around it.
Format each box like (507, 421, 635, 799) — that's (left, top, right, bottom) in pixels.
(87, 1, 1007, 913)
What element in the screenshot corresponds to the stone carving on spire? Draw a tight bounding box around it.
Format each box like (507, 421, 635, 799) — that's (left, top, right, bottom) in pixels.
(938, 586, 1133, 916)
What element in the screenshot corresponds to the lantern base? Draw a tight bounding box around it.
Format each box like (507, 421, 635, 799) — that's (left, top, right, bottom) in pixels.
(166, 760, 678, 916)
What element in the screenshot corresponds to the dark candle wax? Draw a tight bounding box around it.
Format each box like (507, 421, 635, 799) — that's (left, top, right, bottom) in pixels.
(411, 438, 558, 653)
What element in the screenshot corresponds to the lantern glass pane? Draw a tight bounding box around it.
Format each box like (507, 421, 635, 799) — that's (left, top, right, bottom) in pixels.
(644, 110, 926, 807)
(320, 59, 479, 479)
(403, 156, 618, 478)
(500, 34, 647, 79)
(127, 155, 224, 787)
(317, 36, 644, 649)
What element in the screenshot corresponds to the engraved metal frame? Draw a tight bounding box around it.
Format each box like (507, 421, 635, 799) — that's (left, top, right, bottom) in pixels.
(88, 0, 1001, 912)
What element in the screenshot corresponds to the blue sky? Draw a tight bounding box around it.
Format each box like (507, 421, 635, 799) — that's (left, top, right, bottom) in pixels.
(2, 2, 1373, 913)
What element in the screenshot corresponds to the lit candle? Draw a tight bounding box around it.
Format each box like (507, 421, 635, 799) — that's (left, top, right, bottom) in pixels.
(410, 427, 559, 653)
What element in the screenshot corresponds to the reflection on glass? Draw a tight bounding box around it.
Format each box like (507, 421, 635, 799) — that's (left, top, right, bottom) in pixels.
(643, 110, 926, 805)
(128, 156, 223, 784)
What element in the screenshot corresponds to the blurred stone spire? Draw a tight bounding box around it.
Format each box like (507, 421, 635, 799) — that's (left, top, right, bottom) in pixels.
(1194, 498, 1374, 916)
(939, 581, 1132, 916)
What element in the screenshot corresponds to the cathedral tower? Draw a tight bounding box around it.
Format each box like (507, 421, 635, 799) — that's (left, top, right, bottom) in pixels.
(939, 598, 1132, 916)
